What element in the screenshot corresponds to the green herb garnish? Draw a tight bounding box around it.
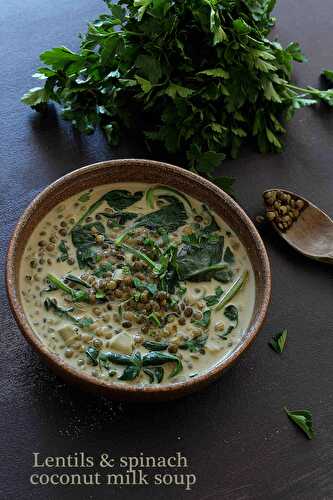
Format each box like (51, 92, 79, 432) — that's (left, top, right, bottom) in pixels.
(269, 328, 288, 353)
(284, 408, 314, 440)
(44, 298, 93, 329)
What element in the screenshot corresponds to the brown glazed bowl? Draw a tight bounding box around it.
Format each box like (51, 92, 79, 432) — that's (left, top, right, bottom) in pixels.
(6, 159, 271, 401)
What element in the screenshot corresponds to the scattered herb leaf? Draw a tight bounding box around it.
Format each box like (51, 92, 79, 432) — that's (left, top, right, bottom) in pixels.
(284, 407, 314, 440)
(269, 328, 288, 353)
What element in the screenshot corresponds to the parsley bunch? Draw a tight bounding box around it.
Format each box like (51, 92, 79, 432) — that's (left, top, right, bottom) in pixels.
(22, 0, 333, 191)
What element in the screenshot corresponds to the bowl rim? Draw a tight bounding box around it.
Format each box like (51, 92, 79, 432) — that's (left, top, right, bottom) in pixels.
(6, 159, 271, 398)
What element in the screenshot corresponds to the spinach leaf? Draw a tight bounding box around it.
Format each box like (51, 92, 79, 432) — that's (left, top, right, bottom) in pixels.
(98, 211, 137, 226)
(142, 340, 169, 351)
(99, 351, 137, 366)
(146, 186, 193, 212)
(132, 277, 158, 296)
(57, 240, 69, 262)
(143, 368, 155, 384)
(76, 190, 143, 226)
(214, 269, 234, 283)
(98, 351, 142, 380)
(142, 351, 182, 378)
(72, 222, 105, 247)
(115, 196, 187, 245)
(224, 305, 238, 323)
(217, 325, 235, 340)
(224, 246, 235, 264)
(193, 310, 211, 329)
(119, 364, 141, 381)
(219, 304, 239, 339)
(177, 233, 226, 281)
(179, 335, 208, 353)
(201, 205, 220, 234)
(44, 298, 73, 315)
(138, 196, 187, 233)
(44, 298, 93, 329)
(93, 261, 113, 278)
(154, 366, 164, 383)
(284, 408, 314, 440)
(269, 328, 288, 353)
(204, 286, 224, 307)
(103, 190, 143, 210)
(71, 221, 105, 269)
(143, 366, 164, 383)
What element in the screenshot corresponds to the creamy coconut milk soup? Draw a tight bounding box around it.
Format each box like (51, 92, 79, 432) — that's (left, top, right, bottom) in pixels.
(20, 183, 255, 386)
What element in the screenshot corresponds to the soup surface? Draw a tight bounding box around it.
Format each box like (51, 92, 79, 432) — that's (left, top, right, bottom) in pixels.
(20, 183, 255, 386)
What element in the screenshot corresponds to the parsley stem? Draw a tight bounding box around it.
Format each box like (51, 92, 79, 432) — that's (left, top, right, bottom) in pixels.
(285, 83, 320, 96)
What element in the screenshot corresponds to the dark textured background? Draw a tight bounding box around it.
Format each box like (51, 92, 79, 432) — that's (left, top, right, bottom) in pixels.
(1, 1, 333, 499)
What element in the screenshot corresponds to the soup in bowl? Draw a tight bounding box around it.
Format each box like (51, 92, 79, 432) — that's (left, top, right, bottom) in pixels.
(6, 160, 271, 400)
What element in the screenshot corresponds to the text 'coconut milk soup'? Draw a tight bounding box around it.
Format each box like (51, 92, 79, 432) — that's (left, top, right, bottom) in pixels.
(20, 183, 255, 385)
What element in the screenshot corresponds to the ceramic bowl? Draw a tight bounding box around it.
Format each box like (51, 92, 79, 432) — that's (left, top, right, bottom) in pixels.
(6, 159, 271, 401)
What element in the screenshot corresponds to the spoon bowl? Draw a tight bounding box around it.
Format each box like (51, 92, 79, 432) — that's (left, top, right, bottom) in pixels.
(263, 189, 333, 264)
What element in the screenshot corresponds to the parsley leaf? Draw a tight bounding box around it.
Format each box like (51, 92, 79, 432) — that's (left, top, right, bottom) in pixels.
(269, 328, 288, 353)
(22, 1, 333, 191)
(284, 408, 314, 440)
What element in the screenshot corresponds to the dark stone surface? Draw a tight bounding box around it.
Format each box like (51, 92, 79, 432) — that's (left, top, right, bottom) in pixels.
(1, 1, 332, 499)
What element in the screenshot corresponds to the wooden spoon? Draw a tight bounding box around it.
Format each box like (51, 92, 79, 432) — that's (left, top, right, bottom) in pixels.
(263, 189, 333, 264)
